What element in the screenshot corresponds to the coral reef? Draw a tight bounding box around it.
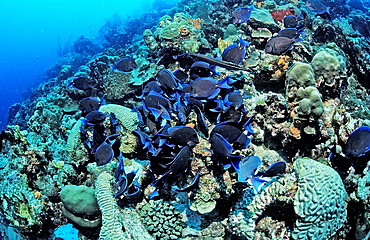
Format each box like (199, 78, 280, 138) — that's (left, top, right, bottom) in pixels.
(293, 158, 347, 239)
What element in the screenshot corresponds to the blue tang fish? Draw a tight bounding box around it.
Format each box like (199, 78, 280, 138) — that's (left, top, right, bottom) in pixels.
(222, 36, 251, 64)
(305, 0, 330, 14)
(110, 57, 137, 72)
(67, 76, 94, 91)
(265, 36, 301, 55)
(93, 134, 119, 166)
(82, 110, 107, 125)
(345, 126, 370, 157)
(156, 69, 181, 94)
(232, 5, 256, 24)
(190, 77, 233, 99)
(236, 156, 268, 192)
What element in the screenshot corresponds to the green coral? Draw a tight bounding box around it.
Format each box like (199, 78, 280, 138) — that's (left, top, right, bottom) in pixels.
(95, 171, 153, 240)
(99, 104, 138, 131)
(293, 158, 347, 240)
(294, 87, 324, 121)
(286, 62, 316, 94)
(311, 43, 346, 86)
(139, 200, 185, 240)
(180, 38, 200, 53)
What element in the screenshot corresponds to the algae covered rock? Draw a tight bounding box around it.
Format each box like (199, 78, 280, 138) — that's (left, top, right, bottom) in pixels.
(293, 158, 347, 240)
(60, 185, 101, 228)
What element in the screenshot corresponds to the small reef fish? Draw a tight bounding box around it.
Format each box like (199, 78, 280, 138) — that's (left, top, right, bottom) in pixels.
(345, 126, 370, 157)
(283, 15, 303, 28)
(110, 57, 137, 72)
(265, 36, 301, 55)
(164, 126, 200, 147)
(210, 132, 241, 169)
(173, 53, 246, 71)
(305, 0, 330, 14)
(67, 76, 94, 91)
(190, 77, 233, 99)
(236, 156, 268, 192)
(79, 97, 104, 115)
(93, 134, 119, 166)
(232, 6, 256, 24)
(142, 91, 172, 120)
(82, 110, 107, 125)
(189, 61, 217, 79)
(278, 28, 305, 40)
(210, 121, 251, 150)
(222, 36, 251, 65)
(173, 69, 189, 82)
(156, 69, 181, 94)
(256, 161, 287, 177)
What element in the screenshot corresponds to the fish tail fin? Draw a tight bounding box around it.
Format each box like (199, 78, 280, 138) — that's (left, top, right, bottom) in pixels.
(250, 176, 268, 192)
(109, 64, 116, 72)
(66, 80, 73, 88)
(218, 77, 233, 89)
(325, 6, 330, 14)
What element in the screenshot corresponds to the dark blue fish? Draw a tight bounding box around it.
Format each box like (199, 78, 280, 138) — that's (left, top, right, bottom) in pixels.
(156, 69, 181, 94)
(142, 81, 162, 96)
(143, 91, 172, 120)
(283, 15, 303, 28)
(93, 134, 119, 166)
(83, 110, 107, 125)
(152, 146, 193, 187)
(222, 36, 250, 64)
(110, 57, 137, 72)
(278, 28, 305, 40)
(194, 105, 209, 138)
(224, 90, 244, 110)
(80, 97, 104, 115)
(173, 53, 246, 71)
(236, 156, 268, 192)
(67, 76, 94, 90)
(265, 36, 300, 55)
(190, 77, 233, 99)
(166, 126, 199, 147)
(256, 161, 286, 177)
(345, 126, 370, 157)
(210, 133, 241, 169)
(190, 61, 218, 79)
(232, 6, 256, 24)
(316, 9, 341, 21)
(132, 129, 155, 154)
(173, 69, 189, 82)
(210, 121, 251, 150)
(305, 0, 330, 14)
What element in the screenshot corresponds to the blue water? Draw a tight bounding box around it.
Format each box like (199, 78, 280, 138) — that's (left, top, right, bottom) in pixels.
(0, 0, 177, 130)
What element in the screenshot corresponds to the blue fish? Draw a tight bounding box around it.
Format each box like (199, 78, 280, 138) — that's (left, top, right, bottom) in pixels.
(67, 76, 94, 91)
(165, 126, 199, 147)
(210, 121, 251, 150)
(114, 154, 141, 200)
(79, 97, 105, 115)
(210, 133, 241, 169)
(173, 172, 200, 192)
(142, 81, 162, 96)
(236, 156, 268, 192)
(110, 57, 137, 72)
(190, 77, 233, 99)
(256, 161, 286, 177)
(93, 134, 119, 166)
(222, 36, 250, 64)
(173, 69, 189, 82)
(278, 28, 305, 40)
(143, 91, 172, 120)
(345, 126, 370, 157)
(156, 69, 182, 94)
(265, 36, 301, 55)
(283, 14, 303, 28)
(232, 6, 256, 24)
(190, 61, 218, 79)
(82, 110, 107, 126)
(305, 0, 330, 14)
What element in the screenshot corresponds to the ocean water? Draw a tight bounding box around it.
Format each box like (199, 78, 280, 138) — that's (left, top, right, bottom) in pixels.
(0, 0, 177, 130)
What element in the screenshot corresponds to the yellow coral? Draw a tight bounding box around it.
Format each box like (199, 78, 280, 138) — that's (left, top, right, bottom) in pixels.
(99, 104, 138, 131)
(218, 38, 233, 53)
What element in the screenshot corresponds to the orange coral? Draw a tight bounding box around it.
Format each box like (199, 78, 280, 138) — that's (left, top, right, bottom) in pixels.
(180, 26, 191, 36)
(271, 8, 296, 22)
(188, 18, 203, 29)
(253, 0, 265, 8)
(289, 124, 301, 138)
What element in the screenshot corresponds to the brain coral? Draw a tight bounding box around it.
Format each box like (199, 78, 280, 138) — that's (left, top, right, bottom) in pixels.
(99, 104, 138, 131)
(293, 158, 347, 240)
(285, 62, 316, 94)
